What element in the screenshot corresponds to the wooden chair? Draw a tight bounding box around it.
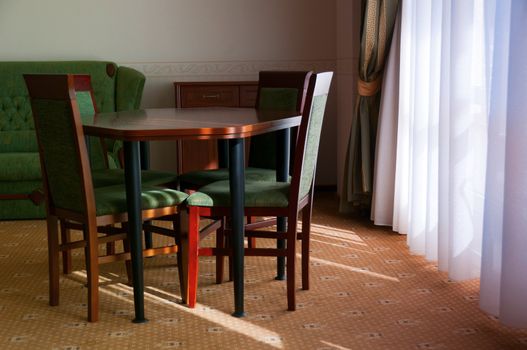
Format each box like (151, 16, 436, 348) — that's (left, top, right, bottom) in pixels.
(24, 74, 188, 322)
(178, 71, 312, 282)
(59, 75, 180, 275)
(184, 72, 333, 310)
(178, 71, 312, 191)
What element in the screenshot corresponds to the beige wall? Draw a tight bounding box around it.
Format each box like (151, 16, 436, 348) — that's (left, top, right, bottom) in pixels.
(0, 0, 353, 186)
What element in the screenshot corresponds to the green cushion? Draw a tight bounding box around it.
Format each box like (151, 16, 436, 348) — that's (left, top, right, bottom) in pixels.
(186, 180, 290, 208)
(179, 167, 287, 189)
(0, 131, 37, 152)
(0, 152, 41, 181)
(94, 185, 188, 216)
(92, 169, 179, 188)
(299, 94, 328, 198)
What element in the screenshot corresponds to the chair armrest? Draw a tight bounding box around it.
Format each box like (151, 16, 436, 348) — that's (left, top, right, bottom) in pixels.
(116, 66, 145, 111)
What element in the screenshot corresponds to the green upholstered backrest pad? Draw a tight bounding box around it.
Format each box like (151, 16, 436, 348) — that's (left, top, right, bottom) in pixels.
(299, 95, 328, 199)
(0, 61, 117, 153)
(248, 88, 299, 170)
(33, 99, 86, 214)
(75, 91, 107, 171)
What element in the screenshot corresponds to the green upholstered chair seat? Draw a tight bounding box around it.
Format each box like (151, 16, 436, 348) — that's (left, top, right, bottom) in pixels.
(186, 180, 290, 208)
(0, 152, 41, 181)
(94, 185, 188, 216)
(179, 167, 290, 188)
(92, 169, 179, 188)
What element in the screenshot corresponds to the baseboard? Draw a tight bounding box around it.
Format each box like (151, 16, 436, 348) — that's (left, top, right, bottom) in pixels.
(314, 185, 337, 192)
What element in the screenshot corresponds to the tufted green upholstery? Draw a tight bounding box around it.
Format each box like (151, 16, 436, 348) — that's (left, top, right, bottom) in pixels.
(95, 185, 188, 216)
(186, 180, 290, 208)
(0, 61, 145, 219)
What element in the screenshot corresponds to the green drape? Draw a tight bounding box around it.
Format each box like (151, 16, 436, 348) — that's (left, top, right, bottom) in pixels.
(340, 0, 399, 212)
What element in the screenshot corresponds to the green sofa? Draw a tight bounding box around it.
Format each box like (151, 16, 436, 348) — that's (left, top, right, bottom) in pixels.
(0, 61, 145, 220)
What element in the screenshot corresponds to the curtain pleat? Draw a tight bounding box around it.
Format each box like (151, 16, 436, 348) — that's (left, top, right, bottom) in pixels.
(340, 0, 399, 212)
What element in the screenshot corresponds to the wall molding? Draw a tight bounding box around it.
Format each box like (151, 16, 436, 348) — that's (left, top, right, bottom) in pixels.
(121, 59, 336, 81)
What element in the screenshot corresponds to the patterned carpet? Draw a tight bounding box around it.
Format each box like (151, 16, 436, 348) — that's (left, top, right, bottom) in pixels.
(0, 193, 526, 350)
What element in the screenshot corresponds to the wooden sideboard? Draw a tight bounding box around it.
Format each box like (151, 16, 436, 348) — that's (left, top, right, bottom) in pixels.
(174, 81, 258, 173)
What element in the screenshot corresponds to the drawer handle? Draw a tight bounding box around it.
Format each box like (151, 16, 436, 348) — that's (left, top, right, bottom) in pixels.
(202, 93, 220, 99)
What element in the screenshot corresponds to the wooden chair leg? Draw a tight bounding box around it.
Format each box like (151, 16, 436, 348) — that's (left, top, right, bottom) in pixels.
(60, 220, 72, 275)
(301, 202, 312, 291)
(215, 219, 225, 284)
(144, 220, 153, 250)
(84, 221, 100, 322)
(173, 215, 186, 294)
(105, 225, 116, 256)
(123, 239, 133, 285)
(287, 218, 298, 311)
(246, 216, 256, 248)
(47, 216, 60, 307)
(187, 207, 200, 308)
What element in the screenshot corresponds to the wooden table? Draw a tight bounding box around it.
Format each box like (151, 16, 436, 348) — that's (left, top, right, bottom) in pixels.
(83, 107, 301, 322)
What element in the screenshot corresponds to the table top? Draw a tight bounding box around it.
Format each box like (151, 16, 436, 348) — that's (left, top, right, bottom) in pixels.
(83, 107, 301, 141)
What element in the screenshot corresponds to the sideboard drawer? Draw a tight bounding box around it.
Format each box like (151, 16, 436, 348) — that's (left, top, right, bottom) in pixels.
(179, 85, 239, 108)
(174, 81, 258, 174)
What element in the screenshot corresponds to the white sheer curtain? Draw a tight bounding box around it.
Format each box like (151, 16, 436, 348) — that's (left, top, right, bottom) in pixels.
(371, 8, 400, 227)
(372, 0, 527, 327)
(393, 0, 488, 279)
(480, 0, 527, 328)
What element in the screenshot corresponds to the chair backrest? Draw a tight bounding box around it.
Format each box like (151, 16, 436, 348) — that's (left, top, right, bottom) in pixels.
(24, 74, 95, 216)
(248, 71, 312, 170)
(290, 72, 333, 204)
(72, 75, 111, 171)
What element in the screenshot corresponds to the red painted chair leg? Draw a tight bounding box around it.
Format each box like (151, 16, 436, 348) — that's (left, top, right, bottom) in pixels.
(187, 207, 200, 308)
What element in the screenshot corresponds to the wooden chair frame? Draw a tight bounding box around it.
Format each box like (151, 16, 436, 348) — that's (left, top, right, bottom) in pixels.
(25, 74, 183, 322)
(185, 72, 333, 310)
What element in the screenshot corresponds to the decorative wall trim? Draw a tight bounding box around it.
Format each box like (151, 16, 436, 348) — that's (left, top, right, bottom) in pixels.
(121, 59, 336, 81)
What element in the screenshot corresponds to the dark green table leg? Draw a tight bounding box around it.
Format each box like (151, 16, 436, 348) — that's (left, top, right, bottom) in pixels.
(276, 128, 290, 280)
(229, 138, 246, 317)
(140, 141, 153, 250)
(218, 139, 229, 168)
(124, 141, 147, 323)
